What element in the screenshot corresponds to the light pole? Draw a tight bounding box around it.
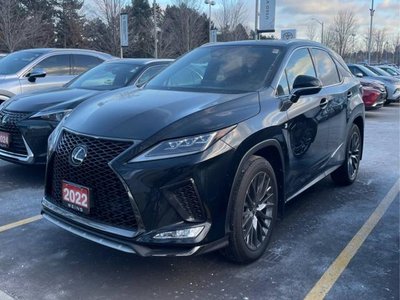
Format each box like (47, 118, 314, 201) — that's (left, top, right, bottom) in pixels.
(205, 0, 215, 43)
(153, 0, 158, 58)
(368, 0, 375, 64)
(352, 33, 356, 63)
(255, 0, 259, 40)
(312, 18, 324, 44)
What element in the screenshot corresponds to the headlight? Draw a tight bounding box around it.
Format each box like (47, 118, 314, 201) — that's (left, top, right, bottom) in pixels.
(130, 126, 235, 162)
(30, 109, 73, 122)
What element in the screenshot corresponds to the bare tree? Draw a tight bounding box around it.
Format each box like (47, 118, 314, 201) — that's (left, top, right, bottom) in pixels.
(391, 33, 400, 65)
(86, 0, 128, 56)
(160, 3, 208, 56)
(305, 22, 317, 41)
(373, 29, 387, 63)
(331, 10, 357, 57)
(215, 0, 247, 41)
(0, 0, 48, 51)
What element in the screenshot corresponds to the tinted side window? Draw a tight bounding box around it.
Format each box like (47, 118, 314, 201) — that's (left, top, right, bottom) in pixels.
(35, 55, 70, 76)
(335, 60, 352, 79)
(72, 55, 103, 75)
(285, 48, 316, 92)
(135, 65, 167, 86)
(311, 49, 340, 86)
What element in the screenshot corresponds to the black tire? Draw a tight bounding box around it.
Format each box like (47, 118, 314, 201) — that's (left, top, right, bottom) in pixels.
(223, 155, 278, 264)
(331, 124, 362, 186)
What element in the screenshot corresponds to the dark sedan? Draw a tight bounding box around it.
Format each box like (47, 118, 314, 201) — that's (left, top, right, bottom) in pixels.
(0, 58, 172, 164)
(42, 40, 364, 263)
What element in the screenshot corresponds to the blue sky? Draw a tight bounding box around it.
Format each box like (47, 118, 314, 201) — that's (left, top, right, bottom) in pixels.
(157, 0, 399, 45)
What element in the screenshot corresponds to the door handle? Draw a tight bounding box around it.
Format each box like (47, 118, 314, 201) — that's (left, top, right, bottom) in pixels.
(347, 91, 353, 99)
(320, 98, 328, 109)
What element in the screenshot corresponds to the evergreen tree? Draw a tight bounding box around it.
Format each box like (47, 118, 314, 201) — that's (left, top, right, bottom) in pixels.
(55, 0, 85, 48)
(124, 0, 153, 57)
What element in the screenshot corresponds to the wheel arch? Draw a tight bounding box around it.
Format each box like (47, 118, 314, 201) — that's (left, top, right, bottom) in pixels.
(225, 139, 286, 234)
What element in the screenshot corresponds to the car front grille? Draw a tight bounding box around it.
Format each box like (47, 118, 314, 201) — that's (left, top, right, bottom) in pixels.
(0, 110, 30, 155)
(46, 130, 138, 230)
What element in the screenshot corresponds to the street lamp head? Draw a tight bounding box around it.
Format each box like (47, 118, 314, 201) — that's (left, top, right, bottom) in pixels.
(205, 0, 215, 5)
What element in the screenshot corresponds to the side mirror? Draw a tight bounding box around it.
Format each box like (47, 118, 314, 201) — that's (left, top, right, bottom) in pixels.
(355, 72, 363, 78)
(27, 68, 46, 83)
(290, 75, 322, 103)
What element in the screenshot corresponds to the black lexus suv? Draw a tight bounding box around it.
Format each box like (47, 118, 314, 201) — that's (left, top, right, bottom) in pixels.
(42, 40, 364, 263)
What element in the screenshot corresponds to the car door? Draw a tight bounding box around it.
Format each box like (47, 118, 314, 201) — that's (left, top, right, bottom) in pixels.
(278, 48, 331, 197)
(19, 54, 74, 94)
(310, 48, 351, 168)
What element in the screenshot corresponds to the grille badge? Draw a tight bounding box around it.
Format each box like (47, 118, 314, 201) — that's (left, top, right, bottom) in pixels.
(70, 145, 87, 166)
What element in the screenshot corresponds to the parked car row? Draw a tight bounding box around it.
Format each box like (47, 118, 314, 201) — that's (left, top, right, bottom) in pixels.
(0, 58, 172, 164)
(0, 40, 366, 263)
(347, 63, 400, 108)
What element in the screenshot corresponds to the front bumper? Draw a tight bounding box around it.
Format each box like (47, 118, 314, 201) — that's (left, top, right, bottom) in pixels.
(42, 129, 236, 256)
(42, 200, 228, 256)
(0, 117, 56, 165)
(387, 86, 400, 101)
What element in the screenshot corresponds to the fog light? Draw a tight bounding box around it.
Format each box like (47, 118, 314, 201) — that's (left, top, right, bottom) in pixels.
(153, 226, 204, 239)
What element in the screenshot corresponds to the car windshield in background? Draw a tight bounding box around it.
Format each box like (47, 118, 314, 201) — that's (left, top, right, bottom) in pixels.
(147, 45, 285, 93)
(66, 62, 142, 90)
(382, 67, 399, 76)
(366, 65, 391, 76)
(0, 51, 44, 75)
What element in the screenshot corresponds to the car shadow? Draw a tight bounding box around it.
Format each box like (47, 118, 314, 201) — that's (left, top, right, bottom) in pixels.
(0, 161, 46, 189)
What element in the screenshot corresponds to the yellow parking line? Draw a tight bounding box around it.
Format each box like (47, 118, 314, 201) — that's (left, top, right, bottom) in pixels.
(304, 178, 400, 300)
(0, 215, 42, 233)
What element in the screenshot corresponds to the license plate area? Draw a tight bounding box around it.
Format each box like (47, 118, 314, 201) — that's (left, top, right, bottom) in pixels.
(62, 181, 91, 214)
(0, 131, 10, 148)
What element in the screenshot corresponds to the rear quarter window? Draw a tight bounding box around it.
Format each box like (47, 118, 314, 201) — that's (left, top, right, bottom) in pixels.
(311, 49, 340, 86)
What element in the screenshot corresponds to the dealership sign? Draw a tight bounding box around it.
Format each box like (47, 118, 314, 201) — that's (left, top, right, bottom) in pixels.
(281, 29, 297, 40)
(259, 0, 276, 32)
(120, 13, 128, 47)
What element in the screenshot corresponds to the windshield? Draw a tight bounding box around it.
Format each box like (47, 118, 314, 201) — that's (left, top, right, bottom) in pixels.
(67, 62, 142, 90)
(382, 67, 400, 76)
(0, 51, 44, 75)
(147, 45, 285, 93)
(365, 65, 391, 76)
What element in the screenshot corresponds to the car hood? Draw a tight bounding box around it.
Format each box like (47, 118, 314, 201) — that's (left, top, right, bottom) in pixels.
(64, 87, 260, 141)
(4, 88, 102, 112)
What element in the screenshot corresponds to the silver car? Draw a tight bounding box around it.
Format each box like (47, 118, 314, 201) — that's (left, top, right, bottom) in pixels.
(0, 48, 114, 103)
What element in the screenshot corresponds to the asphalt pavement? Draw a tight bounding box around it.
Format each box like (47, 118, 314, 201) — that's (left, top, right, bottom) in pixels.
(0, 104, 399, 300)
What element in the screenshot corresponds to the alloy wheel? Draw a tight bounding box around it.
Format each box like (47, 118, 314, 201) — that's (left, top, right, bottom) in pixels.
(242, 171, 275, 250)
(347, 131, 361, 180)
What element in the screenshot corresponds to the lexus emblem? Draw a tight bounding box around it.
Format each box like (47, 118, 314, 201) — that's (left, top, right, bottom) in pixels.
(70, 145, 87, 166)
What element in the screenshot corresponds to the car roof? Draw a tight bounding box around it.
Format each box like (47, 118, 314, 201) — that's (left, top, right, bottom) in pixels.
(104, 58, 174, 65)
(202, 39, 324, 49)
(13, 48, 114, 58)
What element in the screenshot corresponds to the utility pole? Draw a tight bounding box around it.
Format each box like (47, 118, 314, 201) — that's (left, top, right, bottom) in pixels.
(312, 18, 324, 44)
(153, 0, 158, 58)
(368, 0, 375, 64)
(205, 0, 215, 43)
